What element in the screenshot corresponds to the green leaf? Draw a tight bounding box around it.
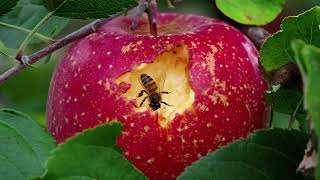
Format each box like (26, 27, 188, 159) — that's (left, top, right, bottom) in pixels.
(158, 0, 225, 19)
(215, 0, 285, 25)
(0, 108, 56, 180)
(179, 128, 307, 180)
(0, 22, 55, 42)
(43, 0, 138, 19)
(271, 112, 293, 128)
(247, 128, 307, 164)
(265, 86, 307, 131)
(65, 121, 123, 147)
(267, 88, 304, 115)
(292, 40, 320, 135)
(0, 54, 59, 123)
(50, 177, 95, 180)
(0, 0, 68, 49)
(260, 6, 320, 72)
(271, 112, 308, 132)
(40, 122, 146, 180)
(0, 40, 17, 58)
(0, 0, 18, 15)
(291, 38, 320, 180)
(43, 145, 145, 180)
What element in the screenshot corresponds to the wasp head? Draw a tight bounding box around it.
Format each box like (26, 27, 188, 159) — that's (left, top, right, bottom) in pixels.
(149, 102, 161, 110)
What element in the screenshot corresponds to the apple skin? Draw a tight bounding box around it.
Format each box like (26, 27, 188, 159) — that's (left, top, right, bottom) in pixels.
(47, 13, 269, 179)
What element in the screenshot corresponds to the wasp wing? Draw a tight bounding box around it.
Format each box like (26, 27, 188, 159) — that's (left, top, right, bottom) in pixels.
(157, 71, 167, 94)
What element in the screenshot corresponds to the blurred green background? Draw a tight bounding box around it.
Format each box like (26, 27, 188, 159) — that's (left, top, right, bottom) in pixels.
(0, 0, 319, 127)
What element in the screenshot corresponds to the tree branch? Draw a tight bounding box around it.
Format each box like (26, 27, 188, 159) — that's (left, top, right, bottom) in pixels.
(0, 0, 160, 83)
(0, 13, 121, 83)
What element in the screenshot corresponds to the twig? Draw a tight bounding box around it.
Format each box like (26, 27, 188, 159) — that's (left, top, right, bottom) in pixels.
(146, 0, 158, 36)
(131, 0, 149, 30)
(0, 0, 159, 83)
(0, 13, 122, 83)
(240, 26, 270, 49)
(131, 0, 158, 36)
(166, 0, 175, 8)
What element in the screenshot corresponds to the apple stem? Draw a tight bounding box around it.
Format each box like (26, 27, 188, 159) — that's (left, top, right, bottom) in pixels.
(131, 0, 158, 36)
(131, 0, 149, 30)
(0, 13, 123, 83)
(147, 0, 158, 36)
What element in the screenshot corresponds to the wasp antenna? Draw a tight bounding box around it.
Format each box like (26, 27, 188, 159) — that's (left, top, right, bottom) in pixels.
(161, 101, 172, 107)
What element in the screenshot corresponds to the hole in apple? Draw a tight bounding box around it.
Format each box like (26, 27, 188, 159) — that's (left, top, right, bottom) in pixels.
(115, 44, 195, 128)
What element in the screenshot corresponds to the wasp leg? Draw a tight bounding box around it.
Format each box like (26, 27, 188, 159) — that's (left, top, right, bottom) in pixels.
(161, 91, 170, 94)
(138, 90, 148, 97)
(139, 96, 148, 107)
(161, 101, 172, 106)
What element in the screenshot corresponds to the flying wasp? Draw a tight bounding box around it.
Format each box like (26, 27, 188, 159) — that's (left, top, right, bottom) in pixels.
(138, 73, 171, 111)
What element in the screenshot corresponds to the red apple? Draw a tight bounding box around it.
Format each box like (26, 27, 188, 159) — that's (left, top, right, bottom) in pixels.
(47, 13, 269, 179)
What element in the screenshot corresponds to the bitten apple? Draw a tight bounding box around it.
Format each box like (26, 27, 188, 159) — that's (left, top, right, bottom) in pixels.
(47, 13, 269, 179)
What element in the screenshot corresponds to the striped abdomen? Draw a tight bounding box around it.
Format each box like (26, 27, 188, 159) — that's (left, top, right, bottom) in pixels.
(140, 74, 158, 94)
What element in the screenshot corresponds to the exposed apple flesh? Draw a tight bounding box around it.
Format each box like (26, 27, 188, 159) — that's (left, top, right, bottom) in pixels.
(115, 44, 195, 127)
(47, 13, 269, 179)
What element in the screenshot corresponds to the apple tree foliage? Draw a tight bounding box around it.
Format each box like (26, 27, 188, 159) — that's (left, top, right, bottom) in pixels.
(0, 0, 320, 179)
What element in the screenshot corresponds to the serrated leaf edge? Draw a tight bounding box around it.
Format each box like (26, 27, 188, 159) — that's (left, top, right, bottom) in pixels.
(260, 6, 320, 72)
